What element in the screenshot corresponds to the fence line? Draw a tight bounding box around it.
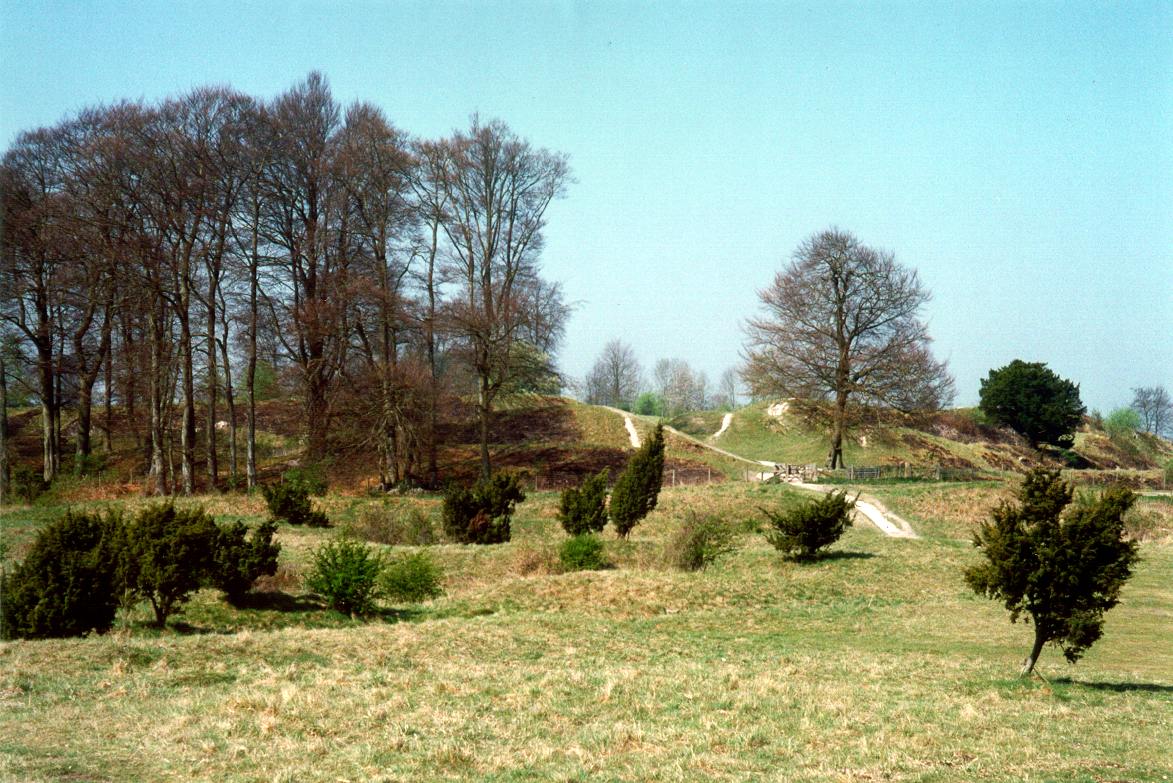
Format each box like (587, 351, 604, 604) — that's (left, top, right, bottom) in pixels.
(529, 467, 721, 492)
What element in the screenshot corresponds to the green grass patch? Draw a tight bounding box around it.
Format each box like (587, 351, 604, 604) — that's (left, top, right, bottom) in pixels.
(1, 483, 1170, 782)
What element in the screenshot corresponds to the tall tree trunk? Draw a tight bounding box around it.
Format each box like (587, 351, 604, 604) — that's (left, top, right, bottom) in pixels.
(219, 331, 238, 487)
(306, 371, 329, 462)
(478, 375, 492, 481)
(0, 355, 9, 505)
(38, 343, 57, 484)
(52, 311, 64, 477)
(205, 275, 219, 490)
(179, 309, 196, 495)
(246, 200, 260, 491)
(102, 338, 113, 452)
(829, 389, 847, 470)
(147, 305, 167, 496)
(74, 305, 112, 462)
(425, 223, 440, 487)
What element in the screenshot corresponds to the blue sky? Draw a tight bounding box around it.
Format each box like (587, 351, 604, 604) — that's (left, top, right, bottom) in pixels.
(2, 1, 1170, 414)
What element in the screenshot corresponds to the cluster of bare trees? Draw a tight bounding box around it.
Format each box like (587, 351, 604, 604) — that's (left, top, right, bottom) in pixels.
(1, 72, 570, 493)
(583, 340, 739, 416)
(1131, 386, 1171, 437)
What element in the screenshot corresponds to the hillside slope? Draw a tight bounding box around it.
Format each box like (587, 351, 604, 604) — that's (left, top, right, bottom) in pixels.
(669, 401, 1173, 482)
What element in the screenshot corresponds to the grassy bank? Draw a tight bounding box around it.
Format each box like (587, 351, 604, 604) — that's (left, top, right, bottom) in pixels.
(1, 483, 1170, 782)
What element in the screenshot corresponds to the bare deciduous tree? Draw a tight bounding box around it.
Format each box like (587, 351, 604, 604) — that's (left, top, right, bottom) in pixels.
(744, 228, 955, 468)
(653, 357, 708, 416)
(259, 72, 350, 462)
(585, 339, 641, 409)
(439, 116, 570, 479)
(1131, 386, 1172, 437)
(717, 367, 740, 410)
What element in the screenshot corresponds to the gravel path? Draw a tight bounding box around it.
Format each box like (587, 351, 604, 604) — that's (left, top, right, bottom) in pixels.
(792, 483, 919, 538)
(711, 412, 733, 439)
(623, 415, 641, 448)
(600, 406, 917, 538)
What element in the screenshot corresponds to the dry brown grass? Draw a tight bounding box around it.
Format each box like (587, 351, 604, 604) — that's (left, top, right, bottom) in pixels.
(2, 482, 1170, 782)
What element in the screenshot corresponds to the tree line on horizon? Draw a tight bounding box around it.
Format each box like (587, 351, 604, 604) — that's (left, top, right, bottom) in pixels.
(1, 72, 571, 495)
(3, 72, 1169, 501)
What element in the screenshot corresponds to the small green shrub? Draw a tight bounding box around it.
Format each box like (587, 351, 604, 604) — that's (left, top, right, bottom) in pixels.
(261, 478, 330, 527)
(9, 463, 48, 503)
(1104, 407, 1142, 452)
(763, 490, 855, 560)
(70, 452, 108, 478)
(210, 520, 281, 604)
(1, 509, 124, 639)
(559, 469, 609, 536)
(559, 534, 610, 572)
(442, 473, 525, 545)
(1165, 459, 1173, 487)
(634, 392, 665, 417)
(305, 537, 385, 615)
(609, 424, 665, 538)
(122, 504, 220, 627)
(380, 551, 444, 603)
(349, 503, 437, 546)
(282, 465, 328, 496)
(665, 512, 738, 571)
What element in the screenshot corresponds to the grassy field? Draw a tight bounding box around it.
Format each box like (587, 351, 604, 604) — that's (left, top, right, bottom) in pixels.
(2, 481, 1171, 782)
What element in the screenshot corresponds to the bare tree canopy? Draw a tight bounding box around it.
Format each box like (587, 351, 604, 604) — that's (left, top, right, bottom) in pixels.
(653, 357, 708, 416)
(439, 116, 571, 479)
(1130, 386, 1172, 436)
(585, 339, 642, 410)
(743, 228, 955, 468)
(0, 75, 574, 494)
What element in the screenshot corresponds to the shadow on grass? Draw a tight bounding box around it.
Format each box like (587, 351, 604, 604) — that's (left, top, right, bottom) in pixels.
(231, 590, 325, 613)
(820, 550, 876, 561)
(785, 550, 876, 563)
(1053, 677, 1173, 694)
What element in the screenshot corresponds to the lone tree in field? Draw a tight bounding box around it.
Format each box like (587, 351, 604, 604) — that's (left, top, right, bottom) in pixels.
(744, 228, 954, 469)
(609, 424, 665, 538)
(964, 469, 1139, 677)
(978, 360, 1084, 449)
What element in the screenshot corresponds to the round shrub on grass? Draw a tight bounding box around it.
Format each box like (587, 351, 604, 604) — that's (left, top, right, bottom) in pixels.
(762, 490, 855, 560)
(261, 475, 330, 527)
(442, 473, 525, 545)
(664, 512, 738, 571)
(559, 469, 609, 536)
(121, 504, 221, 627)
(559, 534, 610, 572)
(1, 509, 125, 639)
(380, 551, 444, 603)
(211, 520, 281, 604)
(305, 537, 385, 615)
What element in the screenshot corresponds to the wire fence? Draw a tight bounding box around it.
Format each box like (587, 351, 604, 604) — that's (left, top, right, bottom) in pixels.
(528, 467, 724, 492)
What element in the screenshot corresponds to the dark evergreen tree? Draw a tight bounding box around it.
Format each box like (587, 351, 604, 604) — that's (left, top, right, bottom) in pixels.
(210, 520, 281, 604)
(122, 504, 220, 627)
(964, 469, 1139, 676)
(1, 510, 125, 639)
(609, 424, 665, 538)
(978, 360, 1085, 448)
(559, 469, 609, 536)
(762, 490, 855, 560)
(442, 473, 526, 544)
